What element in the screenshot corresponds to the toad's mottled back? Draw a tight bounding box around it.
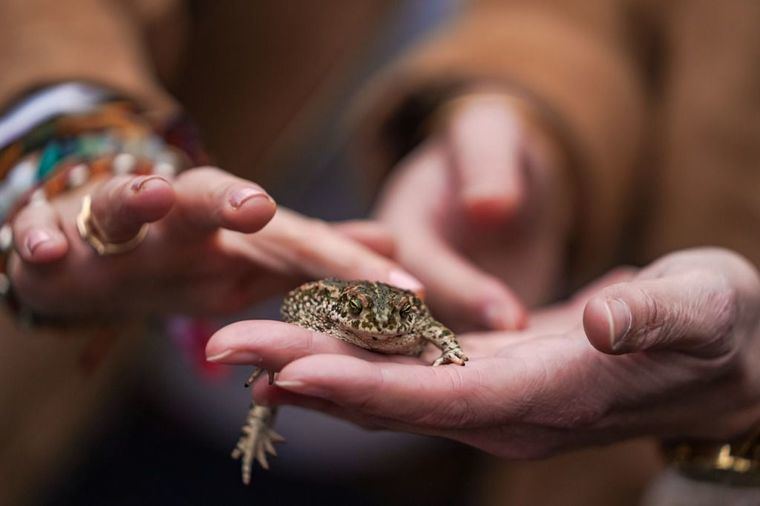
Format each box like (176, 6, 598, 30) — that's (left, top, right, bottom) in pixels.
(232, 279, 468, 484)
(281, 279, 466, 364)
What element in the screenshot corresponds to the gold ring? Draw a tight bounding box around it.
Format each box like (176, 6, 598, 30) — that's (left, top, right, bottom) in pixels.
(76, 195, 149, 255)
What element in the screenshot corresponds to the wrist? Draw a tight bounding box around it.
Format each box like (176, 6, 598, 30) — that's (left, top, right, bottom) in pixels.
(0, 83, 205, 326)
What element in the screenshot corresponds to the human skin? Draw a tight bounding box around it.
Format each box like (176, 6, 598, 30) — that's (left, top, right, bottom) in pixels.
(6, 166, 422, 318)
(374, 91, 573, 331)
(207, 248, 760, 458)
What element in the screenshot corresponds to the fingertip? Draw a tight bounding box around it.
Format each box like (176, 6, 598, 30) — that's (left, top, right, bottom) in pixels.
(388, 269, 425, 295)
(513, 306, 529, 329)
(90, 175, 174, 242)
(483, 299, 528, 330)
(222, 187, 277, 233)
(462, 190, 522, 226)
(478, 280, 527, 330)
(583, 297, 612, 352)
(228, 186, 273, 210)
(18, 228, 68, 263)
(125, 175, 175, 222)
(583, 296, 631, 354)
(130, 174, 171, 194)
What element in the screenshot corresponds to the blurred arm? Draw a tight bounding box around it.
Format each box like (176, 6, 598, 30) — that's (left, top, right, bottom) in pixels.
(0, 0, 177, 114)
(355, 0, 647, 284)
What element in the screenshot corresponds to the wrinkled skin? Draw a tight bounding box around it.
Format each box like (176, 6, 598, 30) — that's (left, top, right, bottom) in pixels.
(208, 248, 760, 458)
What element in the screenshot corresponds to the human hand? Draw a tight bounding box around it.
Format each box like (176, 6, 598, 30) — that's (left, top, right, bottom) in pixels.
(206, 248, 760, 457)
(7, 167, 421, 318)
(376, 91, 573, 330)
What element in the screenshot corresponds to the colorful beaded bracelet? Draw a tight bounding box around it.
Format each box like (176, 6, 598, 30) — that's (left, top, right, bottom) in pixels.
(0, 101, 206, 326)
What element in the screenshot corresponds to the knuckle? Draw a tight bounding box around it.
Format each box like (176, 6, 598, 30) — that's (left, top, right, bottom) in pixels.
(704, 282, 739, 355)
(348, 379, 383, 414)
(676, 269, 739, 354)
(532, 394, 608, 430)
(10, 263, 64, 313)
(697, 247, 749, 268)
(12, 204, 49, 231)
(408, 368, 480, 428)
(629, 286, 667, 345)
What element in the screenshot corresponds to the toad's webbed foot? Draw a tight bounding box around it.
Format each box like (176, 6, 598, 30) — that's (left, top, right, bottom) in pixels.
(432, 348, 469, 366)
(232, 404, 284, 485)
(244, 367, 276, 387)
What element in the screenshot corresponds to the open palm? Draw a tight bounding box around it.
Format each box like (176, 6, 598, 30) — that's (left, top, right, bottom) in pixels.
(207, 249, 760, 457)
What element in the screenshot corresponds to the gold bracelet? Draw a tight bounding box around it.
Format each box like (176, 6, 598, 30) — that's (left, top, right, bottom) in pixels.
(663, 427, 760, 486)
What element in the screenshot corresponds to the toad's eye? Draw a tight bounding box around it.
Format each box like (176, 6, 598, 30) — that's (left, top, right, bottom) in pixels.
(399, 303, 412, 318)
(349, 298, 363, 315)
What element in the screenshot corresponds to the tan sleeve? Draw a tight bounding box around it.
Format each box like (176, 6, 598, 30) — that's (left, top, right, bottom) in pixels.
(0, 313, 146, 506)
(0, 0, 177, 115)
(355, 0, 647, 284)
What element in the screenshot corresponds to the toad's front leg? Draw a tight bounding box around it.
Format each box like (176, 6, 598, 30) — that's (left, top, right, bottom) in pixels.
(421, 320, 468, 366)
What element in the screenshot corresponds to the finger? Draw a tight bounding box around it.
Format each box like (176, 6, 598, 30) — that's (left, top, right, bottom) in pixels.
(251, 384, 391, 432)
(170, 166, 276, 235)
(205, 320, 421, 369)
(445, 94, 526, 223)
(11, 200, 68, 262)
(334, 220, 396, 258)
(583, 272, 738, 357)
(376, 144, 525, 329)
(402, 228, 526, 329)
(271, 354, 498, 429)
(89, 175, 175, 242)
(243, 209, 423, 294)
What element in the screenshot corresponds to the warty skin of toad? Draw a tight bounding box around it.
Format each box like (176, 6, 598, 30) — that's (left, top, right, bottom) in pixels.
(232, 279, 468, 484)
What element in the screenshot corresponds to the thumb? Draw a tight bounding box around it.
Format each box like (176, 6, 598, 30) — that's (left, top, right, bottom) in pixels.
(583, 272, 737, 357)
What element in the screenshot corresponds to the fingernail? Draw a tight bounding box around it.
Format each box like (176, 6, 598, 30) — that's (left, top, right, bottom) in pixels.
(605, 298, 632, 350)
(388, 270, 424, 293)
(274, 379, 306, 389)
(274, 379, 329, 398)
(25, 229, 51, 255)
(229, 187, 273, 209)
(131, 175, 169, 192)
(206, 349, 262, 364)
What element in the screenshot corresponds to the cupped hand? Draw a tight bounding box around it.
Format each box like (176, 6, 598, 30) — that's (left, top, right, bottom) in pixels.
(376, 91, 572, 331)
(8, 167, 421, 318)
(206, 248, 760, 458)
